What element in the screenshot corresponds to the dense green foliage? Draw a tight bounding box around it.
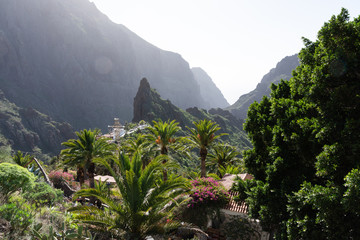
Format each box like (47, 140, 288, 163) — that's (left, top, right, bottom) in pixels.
(0, 162, 35, 202)
(61, 129, 116, 191)
(23, 181, 63, 207)
(69, 152, 189, 240)
(0, 203, 34, 236)
(234, 9, 360, 239)
(187, 119, 226, 177)
(207, 143, 242, 178)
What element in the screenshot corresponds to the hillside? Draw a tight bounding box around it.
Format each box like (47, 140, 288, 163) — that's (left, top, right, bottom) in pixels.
(227, 54, 299, 119)
(0, 90, 75, 161)
(133, 78, 251, 150)
(0, 0, 226, 131)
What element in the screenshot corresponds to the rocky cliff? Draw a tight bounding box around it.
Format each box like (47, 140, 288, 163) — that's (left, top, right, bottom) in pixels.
(191, 68, 229, 109)
(133, 78, 195, 128)
(0, 0, 212, 131)
(0, 90, 75, 158)
(227, 54, 299, 119)
(133, 78, 251, 150)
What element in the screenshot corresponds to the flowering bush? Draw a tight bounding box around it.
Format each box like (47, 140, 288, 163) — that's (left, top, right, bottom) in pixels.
(48, 171, 74, 186)
(187, 177, 229, 209)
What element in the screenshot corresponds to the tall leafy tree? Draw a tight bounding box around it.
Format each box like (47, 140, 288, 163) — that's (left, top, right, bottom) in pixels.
(61, 129, 115, 191)
(148, 119, 181, 180)
(187, 119, 225, 177)
(69, 152, 189, 240)
(286, 9, 360, 239)
(235, 9, 360, 239)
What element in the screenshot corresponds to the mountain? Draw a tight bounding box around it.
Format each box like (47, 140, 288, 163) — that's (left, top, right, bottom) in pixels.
(0, 90, 75, 161)
(227, 54, 299, 119)
(0, 0, 215, 131)
(133, 78, 251, 150)
(191, 68, 229, 109)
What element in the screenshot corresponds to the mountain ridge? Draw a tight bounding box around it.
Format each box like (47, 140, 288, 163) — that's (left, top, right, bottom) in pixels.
(0, 0, 225, 131)
(133, 78, 251, 150)
(227, 54, 300, 119)
(0, 89, 75, 160)
(191, 67, 229, 109)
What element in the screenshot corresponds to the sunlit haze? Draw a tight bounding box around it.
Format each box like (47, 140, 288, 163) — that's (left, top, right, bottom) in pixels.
(89, 0, 360, 104)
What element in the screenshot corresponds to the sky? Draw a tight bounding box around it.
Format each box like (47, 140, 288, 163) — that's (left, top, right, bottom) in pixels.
(89, 0, 360, 104)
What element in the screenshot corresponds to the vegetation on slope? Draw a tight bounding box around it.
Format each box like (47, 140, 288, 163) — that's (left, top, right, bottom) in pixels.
(0, 89, 75, 162)
(133, 78, 252, 152)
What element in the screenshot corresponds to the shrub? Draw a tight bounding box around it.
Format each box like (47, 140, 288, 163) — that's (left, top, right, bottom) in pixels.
(0, 162, 35, 202)
(187, 177, 229, 208)
(179, 177, 230, 228)
(0, 203, 34, 236)
(23, 181, 63, 206)
(48, 170, 74, 186)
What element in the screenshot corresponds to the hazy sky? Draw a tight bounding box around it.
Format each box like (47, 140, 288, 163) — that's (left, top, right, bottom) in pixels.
(89, 0, 360, 104)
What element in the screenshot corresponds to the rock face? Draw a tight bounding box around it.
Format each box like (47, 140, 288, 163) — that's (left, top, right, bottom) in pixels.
(132, 79, 251, 150)
(0, 90, 75, 156)
(191, 67, 229, 109)
(133, 78, 194, 127)
(227, 54, 299, 119)
(0, 0, 208, 131)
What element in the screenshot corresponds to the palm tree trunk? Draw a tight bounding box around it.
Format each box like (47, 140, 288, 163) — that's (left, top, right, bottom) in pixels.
(88, 162, 96, 204)
(200, 147, 207, 177)
(77, 167, 85, 188)
(162, 158, 168, 181)
(161, 146, 168, 181)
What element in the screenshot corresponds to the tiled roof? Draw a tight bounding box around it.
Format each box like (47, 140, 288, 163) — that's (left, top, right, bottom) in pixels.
(223, 191, 248, 214)
(219, 173, 253, 214)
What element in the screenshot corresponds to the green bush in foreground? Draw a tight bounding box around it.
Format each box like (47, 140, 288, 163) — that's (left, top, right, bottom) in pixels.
(0, 162, 35, 202)
(0, 203, 34, 236)
(23, 181, 63, 207)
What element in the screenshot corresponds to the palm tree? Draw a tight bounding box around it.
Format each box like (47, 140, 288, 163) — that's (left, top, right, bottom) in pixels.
(12, 151, 52, 185)
(148, 119, 181, 180)
(122, 133, 157, 169)
(61, 129, 115, 191)
(208, 143, 240, 178)
(12, 151, 33, 168)
(68, 152, 189, 240)
(187, 119, 226, 177)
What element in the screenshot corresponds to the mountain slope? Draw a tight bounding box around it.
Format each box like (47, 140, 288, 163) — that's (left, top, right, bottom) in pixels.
(133, 78, 251, 150)
(0, 90, 75, 160)
(0, 0, 208, 131)
(227, 54, 299, 119)
(191, 68, 229, 109)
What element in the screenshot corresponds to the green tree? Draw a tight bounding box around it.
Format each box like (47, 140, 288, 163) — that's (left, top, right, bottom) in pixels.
(68, 152, 189, 240)
(235, 9, 360, 239)
(61, 129, 115, 191)
(0, 162, 35, 202)
(187, 119, 225, 177)
(285, 9, 360, 239)
(123, 133, 157, 169)
(148, 119, 181, 180)
(12, 151, 34, 168)
(207, 143, 241, 178)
